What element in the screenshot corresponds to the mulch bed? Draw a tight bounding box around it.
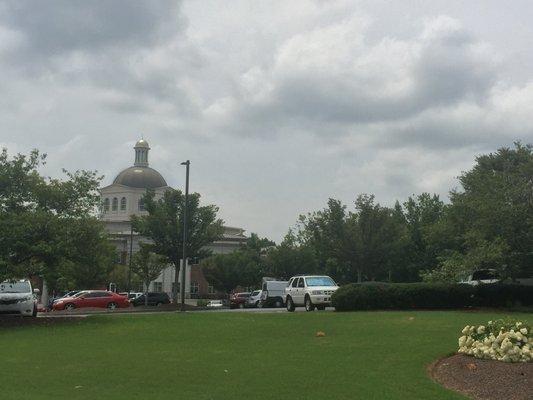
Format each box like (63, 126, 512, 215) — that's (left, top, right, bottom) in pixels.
(429, 354, 533, 400)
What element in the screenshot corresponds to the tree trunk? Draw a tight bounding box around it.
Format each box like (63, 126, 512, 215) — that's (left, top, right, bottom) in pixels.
(144, 282, 149, 306)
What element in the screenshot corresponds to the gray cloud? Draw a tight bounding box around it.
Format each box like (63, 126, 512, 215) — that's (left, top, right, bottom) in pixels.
(0, 0, 183, 57)
(217, 15, 498, 145)
(0, 0, 204, 125)
(1, 0, 533, 241)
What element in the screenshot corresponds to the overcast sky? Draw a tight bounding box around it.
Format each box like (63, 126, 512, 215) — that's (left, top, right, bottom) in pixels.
(1, 0, 533, 241)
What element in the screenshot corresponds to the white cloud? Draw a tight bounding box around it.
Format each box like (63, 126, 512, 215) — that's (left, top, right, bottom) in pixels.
(0, 0, 532, 240)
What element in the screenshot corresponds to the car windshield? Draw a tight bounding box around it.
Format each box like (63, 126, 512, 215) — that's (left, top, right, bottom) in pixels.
(0, 281, 31, 293)
(305, 277, 336, 287)
(73, 292, 87, 297)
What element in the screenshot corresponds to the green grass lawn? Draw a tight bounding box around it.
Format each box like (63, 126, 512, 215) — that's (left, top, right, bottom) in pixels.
(1, 310, 530, 400)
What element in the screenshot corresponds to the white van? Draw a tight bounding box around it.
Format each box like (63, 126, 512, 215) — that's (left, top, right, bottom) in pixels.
(259, 278, 288, 308)
(0, 279, 38, 317)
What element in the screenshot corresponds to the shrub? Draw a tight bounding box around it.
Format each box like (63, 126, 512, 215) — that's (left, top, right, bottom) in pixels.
(458, 319, 532, 363)
(332, 283, 533, 311)
(196, 299, 208, 307)
(474, 284, 532, 308)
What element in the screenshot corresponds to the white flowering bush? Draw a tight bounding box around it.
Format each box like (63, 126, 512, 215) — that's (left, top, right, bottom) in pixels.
(458, 319, 532, 363)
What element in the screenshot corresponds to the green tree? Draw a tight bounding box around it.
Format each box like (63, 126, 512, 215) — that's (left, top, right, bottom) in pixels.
(0, 148, 114, 289)
(201, 233, 273, 292)
(108, 263, 142, 293)
(399, 193, 446, 281)
(352, 194, 408, 282)
(264, 231, 318, 279)
(131, 245, 168, 305)
(131, 189, 224, 300)
(201, 253, 243, 293)
(296, 198, 358, 282)
(426, 143, 533, 281)
(244, 232, 275, 253)
(295, 196, 410, 283)
(56, 218, 116, 289)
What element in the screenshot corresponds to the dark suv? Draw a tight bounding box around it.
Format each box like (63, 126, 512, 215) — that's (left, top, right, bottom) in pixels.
(131, 292, 171, 307)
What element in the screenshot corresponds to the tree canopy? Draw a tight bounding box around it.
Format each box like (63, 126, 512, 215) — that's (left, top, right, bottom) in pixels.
(202, 233, 273, 292)
(131, 245, 168, 304)
(146, 142, 533, 291)
(131, 188, 224, 294)
(0, 148, 114, 290)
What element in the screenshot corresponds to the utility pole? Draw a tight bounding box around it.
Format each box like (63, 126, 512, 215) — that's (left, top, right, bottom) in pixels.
(180, 160, 190, 312)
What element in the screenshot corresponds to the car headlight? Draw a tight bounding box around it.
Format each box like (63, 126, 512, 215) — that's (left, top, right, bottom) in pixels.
(311, 290, 323, 295)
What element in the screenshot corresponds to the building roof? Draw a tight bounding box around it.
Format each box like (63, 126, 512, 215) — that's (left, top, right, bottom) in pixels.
(135, 139, 150, 149)
(113, 166, 167, 189)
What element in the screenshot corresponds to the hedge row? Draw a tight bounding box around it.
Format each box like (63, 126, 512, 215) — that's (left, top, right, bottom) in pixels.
(331, 282, 533, 311)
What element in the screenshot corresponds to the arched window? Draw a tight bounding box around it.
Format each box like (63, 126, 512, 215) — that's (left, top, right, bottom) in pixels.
(103, 198, 110, 212)
(138, 198, 145, 211)
(112, 197, 118, 211)
(120, 197, 127, 211)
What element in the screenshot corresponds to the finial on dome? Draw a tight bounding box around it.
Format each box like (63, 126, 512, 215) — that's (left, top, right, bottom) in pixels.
(134, 138, 150, 166)
(135, 138, 150, 149)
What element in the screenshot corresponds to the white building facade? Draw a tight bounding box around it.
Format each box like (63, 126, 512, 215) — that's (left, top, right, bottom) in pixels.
(99, 139, 246, 297)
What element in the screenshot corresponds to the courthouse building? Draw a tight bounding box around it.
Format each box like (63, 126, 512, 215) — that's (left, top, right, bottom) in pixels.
(99, 139, 246, 297)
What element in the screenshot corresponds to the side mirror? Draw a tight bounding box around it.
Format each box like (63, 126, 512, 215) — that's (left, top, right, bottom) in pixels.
(33, 288, 40, 294)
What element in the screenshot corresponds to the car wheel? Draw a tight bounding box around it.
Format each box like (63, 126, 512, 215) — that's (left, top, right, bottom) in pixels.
(274, 299, 283, 308)
(286, 297, 295, 312)
(255, 301, 260, 308)
(156, 302, 162, 307)
(107, 302, 118, 310)
(239, 303, 245, 309)
(65, 303, 76, 311)
(305, 296, 315, 312)
(31, 304, 38, 317)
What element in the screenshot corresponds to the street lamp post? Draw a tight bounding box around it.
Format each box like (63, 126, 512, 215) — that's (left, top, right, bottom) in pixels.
(180, 160, 190, 312)
(128, 224, 134, 293)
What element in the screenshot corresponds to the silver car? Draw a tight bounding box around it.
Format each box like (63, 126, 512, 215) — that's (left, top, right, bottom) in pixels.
(247, 290, 263, 308)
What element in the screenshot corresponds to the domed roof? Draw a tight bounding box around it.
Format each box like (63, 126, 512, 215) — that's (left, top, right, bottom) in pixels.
(113, 166, 167, 189)
(135, 139, 150, 148)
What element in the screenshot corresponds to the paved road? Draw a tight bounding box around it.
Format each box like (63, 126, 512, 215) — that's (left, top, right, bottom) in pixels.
(38, 306, 335, 318)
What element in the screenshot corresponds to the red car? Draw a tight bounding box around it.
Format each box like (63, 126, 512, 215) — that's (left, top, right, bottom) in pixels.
(52, 290, 130, 311)
(229, 292, 250, 309)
